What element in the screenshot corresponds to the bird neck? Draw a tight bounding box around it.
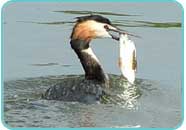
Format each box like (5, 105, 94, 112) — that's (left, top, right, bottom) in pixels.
(70, 39, 109, 84)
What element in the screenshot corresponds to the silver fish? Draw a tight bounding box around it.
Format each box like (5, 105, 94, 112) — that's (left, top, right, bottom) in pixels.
(118, 34, 137, 84)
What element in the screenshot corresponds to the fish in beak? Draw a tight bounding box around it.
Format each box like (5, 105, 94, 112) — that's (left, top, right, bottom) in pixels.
(118, 34, 137, 84)
(104, 24, 141, 41)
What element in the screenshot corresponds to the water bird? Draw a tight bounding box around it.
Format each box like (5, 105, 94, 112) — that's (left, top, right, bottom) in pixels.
(43, 15, 139, 103)
(70, 15, 125, 85)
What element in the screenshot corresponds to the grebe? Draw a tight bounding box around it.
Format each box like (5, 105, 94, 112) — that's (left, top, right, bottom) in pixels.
(70, 15, 122, 84)
(42, 15, 138, 103)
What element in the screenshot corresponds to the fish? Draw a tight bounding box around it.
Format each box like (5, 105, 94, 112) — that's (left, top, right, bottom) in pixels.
(118, 34, 137, 84)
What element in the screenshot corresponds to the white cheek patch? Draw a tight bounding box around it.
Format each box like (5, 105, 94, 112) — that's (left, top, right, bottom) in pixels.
(89, 21, 111, 38)
(119, 34, 137, 84)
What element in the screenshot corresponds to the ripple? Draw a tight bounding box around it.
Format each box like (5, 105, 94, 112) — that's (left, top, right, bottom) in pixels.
(31, 63, 59, 66)
(113, 20, 181, 28)
(17, 19, 181, 29)
(54, 10, 140, 17)
(3, 74, 181, 128)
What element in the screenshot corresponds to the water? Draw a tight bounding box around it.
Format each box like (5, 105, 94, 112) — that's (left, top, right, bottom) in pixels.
(2, 2, 182, 128)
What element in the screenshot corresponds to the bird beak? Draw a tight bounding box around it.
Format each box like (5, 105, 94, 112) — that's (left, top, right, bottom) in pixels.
(105, 25, 141, 41)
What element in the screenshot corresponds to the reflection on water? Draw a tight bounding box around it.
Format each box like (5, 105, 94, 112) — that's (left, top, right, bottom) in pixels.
(17, 19, 181, 29)
(4, 75, 181, 128)
(116, 83, 140, 109)
(17, 20, 74, 25)
(31, 63, 59, 66)
(30, 62, 72, 67)
(54, 10, 140, 16)
(17, 10, 181, 28)
(113, 20, 181, 28)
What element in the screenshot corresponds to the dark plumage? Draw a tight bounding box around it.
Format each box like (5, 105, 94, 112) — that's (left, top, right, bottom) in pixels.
(76, 15, 112, 25)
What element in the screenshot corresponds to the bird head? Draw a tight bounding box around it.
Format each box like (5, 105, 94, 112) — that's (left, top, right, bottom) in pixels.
(70, 15, 121, 42)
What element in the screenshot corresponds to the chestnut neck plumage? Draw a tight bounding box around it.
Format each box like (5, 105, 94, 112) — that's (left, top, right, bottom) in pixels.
(70, 38, 108, 84)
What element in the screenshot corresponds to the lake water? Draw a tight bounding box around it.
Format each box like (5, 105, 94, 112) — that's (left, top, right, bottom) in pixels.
(2, 2, 183, 128)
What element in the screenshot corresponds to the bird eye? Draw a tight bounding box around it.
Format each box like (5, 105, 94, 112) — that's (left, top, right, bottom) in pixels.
(104, 25, 109, 30)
